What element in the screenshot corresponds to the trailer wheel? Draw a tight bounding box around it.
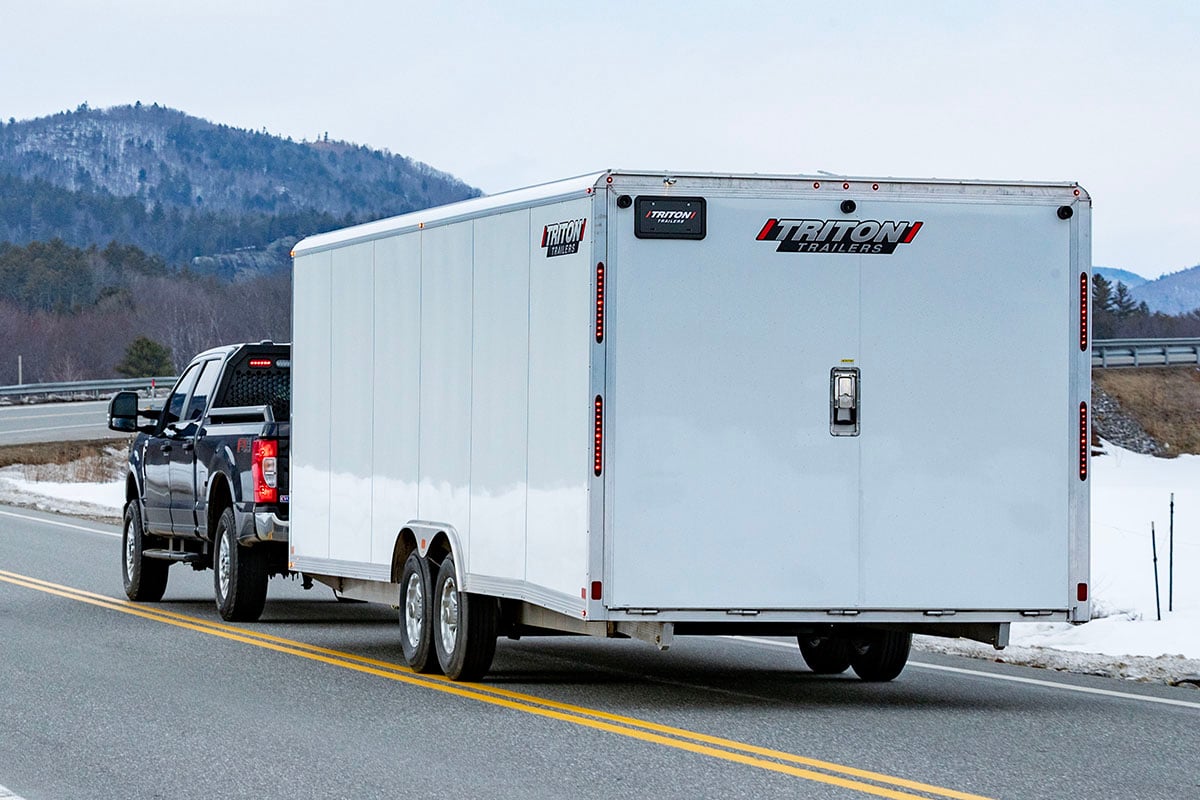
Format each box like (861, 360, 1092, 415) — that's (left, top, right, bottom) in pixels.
(797, 635, 852, 674)
(399, 551, 441, 674)
(432, 555, 498, 681)
(849, 631, 911, 682)
(213, 506, 268, 622)
(122, 500, 168, 602)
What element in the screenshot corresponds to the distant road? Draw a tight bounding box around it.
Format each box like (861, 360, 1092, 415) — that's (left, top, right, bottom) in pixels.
(0, 400, 126, 446)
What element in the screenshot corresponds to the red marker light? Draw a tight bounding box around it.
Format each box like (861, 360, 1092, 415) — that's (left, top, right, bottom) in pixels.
(593, 396, 603, 476)
(1079, 272, 1089, 351)
(248, 358, 273, 368)
(595, 262, 606, 343)
(1077, 583, 1088, 602)
(1079, 402, 1089, 481)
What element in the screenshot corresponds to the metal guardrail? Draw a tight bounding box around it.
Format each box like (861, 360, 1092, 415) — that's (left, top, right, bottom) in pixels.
(0, 376, 177, 400)
(1093, 338, 1200, 368)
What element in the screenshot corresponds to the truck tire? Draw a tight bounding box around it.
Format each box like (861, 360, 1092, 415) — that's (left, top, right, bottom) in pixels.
(432, 554, 497, 681)
(122, 500, 168, 602)
(213, 506, 268, 622)
(798, 635, 852, 674)
(849, 631, 911, 682)
(399, 551, 440, 674)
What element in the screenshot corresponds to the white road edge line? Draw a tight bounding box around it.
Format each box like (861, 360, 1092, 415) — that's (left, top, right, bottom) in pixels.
(732, 636, 1200, 710)
(0, 784, 29, 799)
(0, 509, 119, 538)
(3, 423, 105, 435)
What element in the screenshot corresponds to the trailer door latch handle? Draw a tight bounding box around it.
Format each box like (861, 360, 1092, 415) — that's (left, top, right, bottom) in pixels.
(830, 367, 860, 437)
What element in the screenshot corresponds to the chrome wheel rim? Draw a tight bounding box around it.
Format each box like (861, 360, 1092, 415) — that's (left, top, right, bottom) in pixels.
(439, 573, 458, 655)
(217, 530, 231, 600)
(404, 572, 424, 647)
(124, 518, 136, 581)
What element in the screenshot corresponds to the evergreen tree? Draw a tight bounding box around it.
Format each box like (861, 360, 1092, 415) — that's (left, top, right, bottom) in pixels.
(1112, 281, 1139, 318)
(116, 336, 174, 377)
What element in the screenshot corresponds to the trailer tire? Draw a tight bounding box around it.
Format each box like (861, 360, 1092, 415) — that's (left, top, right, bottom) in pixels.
(122, 500, 168, 602)
(849, 631, 911, 682)
(797, 635, 852, 674)
(213, 506, 268, 622)
(432, 555, 497, 681)
(399, 551, 441, 674)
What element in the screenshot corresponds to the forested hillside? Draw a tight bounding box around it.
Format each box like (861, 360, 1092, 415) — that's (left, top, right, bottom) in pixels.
(0, 104, 480, 383)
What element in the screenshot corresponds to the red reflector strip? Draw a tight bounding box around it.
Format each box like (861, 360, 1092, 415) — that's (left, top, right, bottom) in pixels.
(248, 358, 273, 368)
(1077, 583, 1088, 602)
(1079, 272, 1089, 351)
(591, 581, 602, 600)
(1079, 402, 1088, 481)
(593, 396, 603, 477)
(595, 262, 605, 343)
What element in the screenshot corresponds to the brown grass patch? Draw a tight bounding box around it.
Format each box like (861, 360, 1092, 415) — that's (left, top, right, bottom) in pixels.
(1094, 367, 1200, 455)
(0, 439, 129, 482)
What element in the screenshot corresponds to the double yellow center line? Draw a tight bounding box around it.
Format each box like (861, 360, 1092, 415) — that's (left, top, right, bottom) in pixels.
(0, 568, 993, 800)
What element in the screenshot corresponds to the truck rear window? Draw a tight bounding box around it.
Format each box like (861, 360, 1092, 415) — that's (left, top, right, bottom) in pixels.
(215, 352, 290, 420)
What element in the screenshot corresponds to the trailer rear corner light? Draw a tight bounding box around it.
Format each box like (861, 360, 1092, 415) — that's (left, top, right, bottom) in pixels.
(1079, 402, 1089, 481)
(593, 395, 604, 476)
(1079, 272, 1089, 351)
(595, 262, 606, 343)
(591, 581, 602, 600)
(1077, 583, 1088, 602)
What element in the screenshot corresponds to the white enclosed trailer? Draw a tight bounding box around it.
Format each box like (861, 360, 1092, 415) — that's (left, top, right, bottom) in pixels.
(290, 171, 1091, 681)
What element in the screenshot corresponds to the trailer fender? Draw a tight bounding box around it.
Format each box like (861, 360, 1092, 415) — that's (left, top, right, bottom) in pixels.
(404, 521, 464, 580)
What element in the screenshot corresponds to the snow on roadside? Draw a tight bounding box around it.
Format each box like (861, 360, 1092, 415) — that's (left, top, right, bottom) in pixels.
(916, 438, 1200, 685)
(0, 450, 124, 522)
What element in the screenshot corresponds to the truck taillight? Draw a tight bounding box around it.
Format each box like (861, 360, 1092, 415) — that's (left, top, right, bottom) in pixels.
(252, 438, 279, 503)
(248, 358, 273, 368)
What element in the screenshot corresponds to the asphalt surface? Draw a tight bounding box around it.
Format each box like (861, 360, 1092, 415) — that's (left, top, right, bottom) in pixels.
(1, 504, 1198, 800)
(0, 401, 124, 446)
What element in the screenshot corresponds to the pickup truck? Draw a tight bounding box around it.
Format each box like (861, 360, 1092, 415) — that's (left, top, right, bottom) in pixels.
(107, 342, 290, 621)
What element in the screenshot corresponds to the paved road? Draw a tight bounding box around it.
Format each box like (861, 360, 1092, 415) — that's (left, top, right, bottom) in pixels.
(1, 504, 1198, 800)
(0, 401, 125, 446)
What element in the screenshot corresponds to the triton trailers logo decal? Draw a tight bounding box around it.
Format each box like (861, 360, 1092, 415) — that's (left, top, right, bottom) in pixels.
(541, 218, 587, 258)
(756, 218, 923, 254)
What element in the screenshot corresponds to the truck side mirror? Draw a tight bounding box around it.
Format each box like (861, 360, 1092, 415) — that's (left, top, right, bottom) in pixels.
(108, 391, 141, 432)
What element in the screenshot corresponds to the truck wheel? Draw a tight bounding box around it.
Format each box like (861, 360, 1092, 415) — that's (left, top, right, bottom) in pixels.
(399, 551, 441, 674)
(122, 500, 168, 602)
(213, 506, 268, 622)
(798, 635, 852, 674)
(432, 555, 497, 681)
(849, 631, 912, 682)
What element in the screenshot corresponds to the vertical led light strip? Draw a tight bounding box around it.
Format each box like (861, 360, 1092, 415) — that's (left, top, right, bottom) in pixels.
(1079, 402, 1089, 481)
(593, 395, 604, 476)
(1079, 272, 1089, 351)
(595, 261, 606, 343)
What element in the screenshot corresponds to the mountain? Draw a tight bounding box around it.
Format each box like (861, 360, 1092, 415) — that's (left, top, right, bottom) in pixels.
(1129, 265, 1200, 315)
(0, 103, 480, 275)
(1093, 267, 1148, 289)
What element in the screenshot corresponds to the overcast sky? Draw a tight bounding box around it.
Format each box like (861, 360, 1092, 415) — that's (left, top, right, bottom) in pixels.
(2, 1, 1197, 278)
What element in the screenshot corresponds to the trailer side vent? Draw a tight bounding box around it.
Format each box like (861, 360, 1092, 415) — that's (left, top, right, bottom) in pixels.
(595, 261, 605, 343)
(1079, 272, 1089, 351)
(1079, 402, 1088, 481)
(593, 395, 604, 476)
